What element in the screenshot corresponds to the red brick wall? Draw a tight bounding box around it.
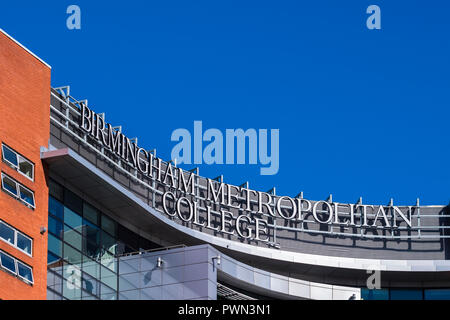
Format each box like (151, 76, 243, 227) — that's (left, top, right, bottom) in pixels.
(0, 30, 51, 300)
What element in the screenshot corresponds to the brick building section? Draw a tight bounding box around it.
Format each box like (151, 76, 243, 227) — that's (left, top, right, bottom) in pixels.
(0, 30, 51, 299)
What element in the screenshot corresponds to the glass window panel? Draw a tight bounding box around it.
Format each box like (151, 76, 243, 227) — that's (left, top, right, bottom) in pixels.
(83, 203, 98, 226)
(18, 156, 33, 180)
(47, 270, 63, 294)
(101, 265, 117, 291)
(2, 145, 18, 167)
(17, 262, 33, 283)
(2, 175, 17, 196)
(62, 278, 82, 300)
(64, 207, 82, 231)
(0, 251, 16, 273)
(100, 251, 117, 272)
(63, 243, 82, 265)
(47, 289, 63, 300)
(139, 236, 159, 251)
(48, 215, 64, 238)
(82, 254, 100, 279)
(47, 251, 62, 266)
(64, 190, 83, 215)
(19, 186, 34, 207)
(84, 238, 102, 260)
(101, 231, 116, 253)
(83, 219, 100, 246)
(48, 233, 62, 257)
(361, 289, 389, 300)
(82, 272, 100, 297)
(49, 180, 64, 202)
(49, 196, 64, 220)
(390, 289, 423, 300)
(100, 292, 117, 300)
(64, 229, 82, 252)
(0, 222, 15, 245)
(101, 215, 116, 237)
(100, 282, 116, 296)
(16, 233, 32, 255)
(117, 225, 139, 252)
(425, 289, 450, 300)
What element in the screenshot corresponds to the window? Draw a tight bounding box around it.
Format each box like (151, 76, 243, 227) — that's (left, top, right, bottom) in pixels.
(0, 222, 15, 245)
(2, 174, 17, 196)
(64, 207, 82, 230)
(1, 173, 35, 209)
(48, 215, 64, 238)
(16, 233, 32, 255)
(0, 250, 33, 285)
(0, 220, 33, 256)
(48, 233, 62, 257)
(101, 215, 116, 237)
(0, 251, 16, 274)
(19, 186, 35, 208)
(425, 289, 450, 300)
(49, 196, 64, 220)
(17, 261, 33, 283)
(1, 144, 34, 181)
(390, 289, 423, 300)
(0, 250, 34, 284)
(361, 289, 389, 300)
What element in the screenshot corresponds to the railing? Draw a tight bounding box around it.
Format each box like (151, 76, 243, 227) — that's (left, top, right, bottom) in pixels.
(115, 244, 187, 258)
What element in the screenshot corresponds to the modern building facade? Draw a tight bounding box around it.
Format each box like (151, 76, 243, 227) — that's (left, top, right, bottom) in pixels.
(1, 29, 450, 300)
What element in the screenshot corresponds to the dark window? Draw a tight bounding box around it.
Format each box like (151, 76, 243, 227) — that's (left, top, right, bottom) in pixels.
(64, 207, 82, 231)
(424, 289, 450, 300)
(390, 289, 423, 300)
(101, 231, 116, 253)
(49, 196, 64, 220)
(64, 189, 83, 214)
(48, 215, 64, 238)
(1, 144, 34, 180)
(2, 174, 18, 196)
(139, 236, 159, 251)
(0, 251, 16, 274)
(101, 215, 116, 237)
(16, 233, 32, 255)
(118, 225, 139, 253)
(48, 233, 62, 257)
(19, 185, 35, 208)
(48, 252, 61, 265)
(2, 145, 18, 166)
(17, 262, 33, 283)
(49, 180, 64, 201)
(83, 203, 99, 226)
(361, 289, 389, 300)
(0, 222, 15, 245)
(83, 219, 100, 246)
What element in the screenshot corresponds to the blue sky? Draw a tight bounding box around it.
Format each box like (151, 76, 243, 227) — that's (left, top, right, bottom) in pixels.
(1, 1, 449, 205)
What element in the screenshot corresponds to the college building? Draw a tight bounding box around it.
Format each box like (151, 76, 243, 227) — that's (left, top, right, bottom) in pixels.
(1, 29, 450, 300)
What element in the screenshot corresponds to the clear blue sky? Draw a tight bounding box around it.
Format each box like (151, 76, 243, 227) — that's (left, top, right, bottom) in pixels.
(1, 1, 449, 205)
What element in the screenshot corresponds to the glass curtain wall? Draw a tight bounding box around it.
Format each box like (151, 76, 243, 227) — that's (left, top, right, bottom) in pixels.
(46, 179, 160, 300)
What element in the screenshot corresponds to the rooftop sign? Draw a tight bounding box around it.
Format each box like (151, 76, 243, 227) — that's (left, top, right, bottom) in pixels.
(78, 103, 418, 243)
